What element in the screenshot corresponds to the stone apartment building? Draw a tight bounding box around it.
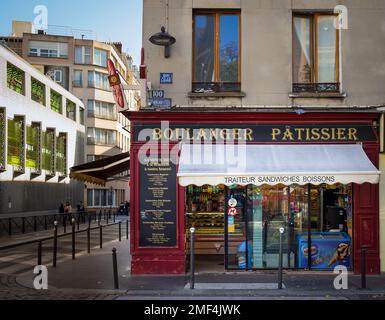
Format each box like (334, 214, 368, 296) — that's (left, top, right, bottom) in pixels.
(124, 0, 385, 275)
(1, 21, 140, 209)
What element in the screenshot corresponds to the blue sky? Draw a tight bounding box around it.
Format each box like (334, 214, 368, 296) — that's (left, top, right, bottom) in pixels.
(0, 0, 143, 65)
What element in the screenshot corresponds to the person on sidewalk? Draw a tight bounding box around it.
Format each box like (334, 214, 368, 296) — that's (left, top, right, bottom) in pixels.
(77, 201, 85, 222)
(59, 203, 64, 213)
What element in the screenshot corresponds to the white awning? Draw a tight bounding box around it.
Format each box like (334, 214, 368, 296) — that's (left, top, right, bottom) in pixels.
(177, 144, 381, 187)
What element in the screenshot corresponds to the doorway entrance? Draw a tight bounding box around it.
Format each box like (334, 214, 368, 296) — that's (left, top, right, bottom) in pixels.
(185, 185, 226, 272)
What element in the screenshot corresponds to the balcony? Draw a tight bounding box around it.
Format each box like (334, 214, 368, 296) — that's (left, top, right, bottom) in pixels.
(290, 82, 346, 98)
(87, 111, 117, 121)
(87, 81, 110, 91)
(189, 82, 245, 98)
(87, 137, 116, 147)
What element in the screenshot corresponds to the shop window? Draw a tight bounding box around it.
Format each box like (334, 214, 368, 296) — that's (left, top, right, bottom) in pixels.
(31, 77, 46, 106)
(292, 13, 340, 93)
(26, 123, 41, 174)
(66, 99, 76, 121)
(56, 133, 67, 176)
(50, 89, 62, 114)
(87, 188, 116, 207)
(192, 11, 241, 93)
(42, 129, 55, 175)
(0, 108, 6, 171)
(7, 116, 25, 172)
(185, 183, 353, 271)
(7, 62, 25, 95)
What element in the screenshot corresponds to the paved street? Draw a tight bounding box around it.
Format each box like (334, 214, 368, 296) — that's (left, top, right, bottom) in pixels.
(0, 220, 385, 300)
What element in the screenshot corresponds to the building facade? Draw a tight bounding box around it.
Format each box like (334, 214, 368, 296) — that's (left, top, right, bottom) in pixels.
(1, 22, 141, 209)
(125, 0, 385, 275)
(0, 42, 85, 215)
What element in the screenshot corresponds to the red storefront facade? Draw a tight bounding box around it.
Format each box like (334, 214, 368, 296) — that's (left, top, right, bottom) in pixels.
(124, 110, 381, 275)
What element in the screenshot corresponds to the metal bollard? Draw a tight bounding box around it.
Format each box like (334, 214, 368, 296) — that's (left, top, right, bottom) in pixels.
(22, 217, 25, 234)
(119, 221, 122, 242)
(278, 227, 284, 289)
(126, 220, 129, 239)
(34, 216, 37, 232)
(53, 221, 58, 267)
(88, 214, 91, 228)
(361, 246, 367, 289)
(37, 240, 42, 266)
(106, 213, 109, 225)
(63, 215, 66, 233)
(77, 217, 80, 231)
(112, 248, 119, 289)
(44, 215, 47, 230)
(8, 218, 11, 236)
(190, 227, 195, 289)
(99, 225, 103, 248)
(113, 213, 116, 223)
(72, 218, 75, 260)
(87, 227, 91, 254)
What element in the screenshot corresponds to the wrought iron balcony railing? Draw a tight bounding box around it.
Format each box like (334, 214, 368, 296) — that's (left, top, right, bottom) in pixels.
(292, 82, 340, 93)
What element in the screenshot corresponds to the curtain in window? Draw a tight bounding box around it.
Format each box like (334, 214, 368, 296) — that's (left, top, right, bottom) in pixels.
(293, 16, 311, 83)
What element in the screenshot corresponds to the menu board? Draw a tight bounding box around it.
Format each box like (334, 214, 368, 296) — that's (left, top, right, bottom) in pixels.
(139, 155, 177, 247)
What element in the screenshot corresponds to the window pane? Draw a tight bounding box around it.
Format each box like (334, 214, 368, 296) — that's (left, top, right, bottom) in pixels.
(42, 130, 55, 174)
(7, 118, 24, 168)
(7, 62, 25, 95)
(75, 47, 82, 63)
(194, 15, 215, 82)
(31, 77, 45, 105)
(317, 15, 337, 83)
(293, 16, 311, 83)
(87, 189, 93, 207)
(50, 90, 62, 113)
(26, 124, 40, 171)
(219, 15, 239, 82)
(79, 108, 85, 125)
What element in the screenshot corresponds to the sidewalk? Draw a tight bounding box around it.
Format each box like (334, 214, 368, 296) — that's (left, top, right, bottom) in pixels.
(13, 238, 385, 300)
(0, 216, 129, 248)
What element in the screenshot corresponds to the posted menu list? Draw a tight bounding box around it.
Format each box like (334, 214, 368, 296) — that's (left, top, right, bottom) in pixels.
(139, 155, 177, 247)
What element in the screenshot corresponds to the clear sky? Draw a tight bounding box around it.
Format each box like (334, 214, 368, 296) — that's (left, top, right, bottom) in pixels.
(0, 0, 143, 65)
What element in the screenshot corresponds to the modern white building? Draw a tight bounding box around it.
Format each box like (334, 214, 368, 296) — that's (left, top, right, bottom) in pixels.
(0, 42, 85, 215)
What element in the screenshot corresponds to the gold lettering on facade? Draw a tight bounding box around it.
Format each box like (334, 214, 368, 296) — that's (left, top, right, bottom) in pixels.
(282, 128, 294, 141)
(271, 128, 281, 141)
(245, 128, 253, 141)
(348, 128, 358, 140)
(153, 128, 162, 140)
(311, 128, 321, 140)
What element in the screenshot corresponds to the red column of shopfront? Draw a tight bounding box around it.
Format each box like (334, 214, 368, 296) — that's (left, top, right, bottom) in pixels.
(353, 143, 380, 274)
(130, 143, 186, 274)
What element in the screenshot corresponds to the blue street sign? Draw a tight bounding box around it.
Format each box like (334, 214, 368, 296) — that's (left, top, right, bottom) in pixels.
(151, 90, 165, 98)
(149, 98, 172, 109)
(160, 73, 173, 84)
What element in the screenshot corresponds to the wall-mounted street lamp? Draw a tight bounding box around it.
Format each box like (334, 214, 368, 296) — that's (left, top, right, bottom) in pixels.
(149, 26, 176, 58)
